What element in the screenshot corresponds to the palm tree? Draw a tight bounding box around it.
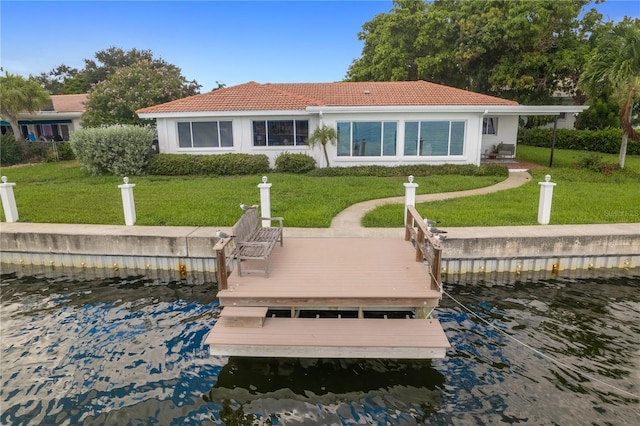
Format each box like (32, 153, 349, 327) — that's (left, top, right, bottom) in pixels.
(307, 124, 338, 167)
(579, 20, 640, 169)
(0, 72, 51, 141)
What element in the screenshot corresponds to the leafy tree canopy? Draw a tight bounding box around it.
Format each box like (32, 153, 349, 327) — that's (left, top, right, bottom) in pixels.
(0, 71, 50, 140)
(579, 17, 640, 168)
(347, 0, 605, 104)
(36, 46, 201, 96)
(81, 59, 200, 127)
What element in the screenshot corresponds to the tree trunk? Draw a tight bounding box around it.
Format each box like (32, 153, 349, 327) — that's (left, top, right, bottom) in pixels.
(9, 118, 24, 141)
(322, 144, 330, 168)
(619, 132, 628, 169)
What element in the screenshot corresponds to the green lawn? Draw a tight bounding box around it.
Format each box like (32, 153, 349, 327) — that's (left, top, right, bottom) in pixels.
(0, 162, 503, 227)
(2, 147, 638, 227)
(364, 146, 640, 226)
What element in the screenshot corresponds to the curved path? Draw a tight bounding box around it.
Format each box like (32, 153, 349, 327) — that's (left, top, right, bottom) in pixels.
(330, 171, 532, 233)
(284, 171, 532, 238)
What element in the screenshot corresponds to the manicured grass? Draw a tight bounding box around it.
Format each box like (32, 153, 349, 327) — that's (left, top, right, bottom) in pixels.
(0, 162, 503, 227)
(516, 144, 640, 170)
(3, 147, 638, 227)
(363, 147, 640, 226)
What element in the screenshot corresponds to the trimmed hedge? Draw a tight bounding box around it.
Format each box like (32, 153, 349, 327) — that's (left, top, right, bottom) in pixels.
(518, 128, 640, 155)
(274, 152, 316, 173)
(146, 153, 270, 176)
(70, 126, 155, 176)
(307, 164, 509, 178)
(0, 134, 68, 166)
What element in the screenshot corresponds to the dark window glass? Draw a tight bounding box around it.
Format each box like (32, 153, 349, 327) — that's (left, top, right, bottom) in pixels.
(337, 122, 351, 156)
(405, 121, 466, 156)
(404, 122, 419, 155)
(219, 121, 233, 147)
(192, 122, 218, 147)
(178, 122, 192, 147)
(253, 121, 266, 146)
(296, 120, 308, 145)
(450, 121, 465, 155)
(383, 122, 397, 156)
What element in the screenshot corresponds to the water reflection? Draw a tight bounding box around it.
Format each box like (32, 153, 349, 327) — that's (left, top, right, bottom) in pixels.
(205, 357, 445, 424)
(1, 272, 639, 425)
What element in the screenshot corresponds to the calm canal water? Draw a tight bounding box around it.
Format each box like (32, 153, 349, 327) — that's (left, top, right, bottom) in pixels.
(1, 272, 638, 425)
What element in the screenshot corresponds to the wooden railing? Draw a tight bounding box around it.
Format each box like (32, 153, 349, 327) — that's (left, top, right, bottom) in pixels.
(214, 237, 236, 289)
(404, 205, 443, 292)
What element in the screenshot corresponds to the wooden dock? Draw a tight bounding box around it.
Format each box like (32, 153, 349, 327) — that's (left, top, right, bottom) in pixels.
(205, 207, 451, 359)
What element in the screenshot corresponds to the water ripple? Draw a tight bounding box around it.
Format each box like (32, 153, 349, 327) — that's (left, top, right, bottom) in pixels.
(1, 273, 639, 425)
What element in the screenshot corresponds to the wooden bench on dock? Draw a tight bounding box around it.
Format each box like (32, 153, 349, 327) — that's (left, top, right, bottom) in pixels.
(232, 208, 283, 277)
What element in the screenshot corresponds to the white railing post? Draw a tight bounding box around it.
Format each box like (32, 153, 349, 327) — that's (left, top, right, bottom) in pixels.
(118, 177, 137, 226)
(538, 174, 556, 225)
(0, 176, 19, 222)
(403, 175, 418, 225)
(258, 175, 272, 227)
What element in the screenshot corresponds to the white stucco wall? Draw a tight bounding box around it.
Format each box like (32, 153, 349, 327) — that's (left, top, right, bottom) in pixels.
(480, 116, 519, 157)
(154, 110, 519, 167)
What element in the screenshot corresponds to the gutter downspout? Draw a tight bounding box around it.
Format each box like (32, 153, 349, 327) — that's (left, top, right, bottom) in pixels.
(479, 109, 489, 166)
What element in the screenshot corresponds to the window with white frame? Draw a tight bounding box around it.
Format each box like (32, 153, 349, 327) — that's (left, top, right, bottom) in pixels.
(482, 117, 498, 135)
(252, 120, 308, 146)
(177, 121, 233, 148)
(336, 121, 397, 157)
(404, 121, 465, 156)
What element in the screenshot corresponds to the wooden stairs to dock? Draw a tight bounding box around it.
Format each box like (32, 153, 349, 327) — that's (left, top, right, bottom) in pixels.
(205, 207, 451, 359)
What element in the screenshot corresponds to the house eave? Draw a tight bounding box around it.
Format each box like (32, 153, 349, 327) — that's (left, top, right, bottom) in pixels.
(137, 110, 311, 119)
(481, 105, 589, 116)
(16, 112, 82, 120)
(137, 105, 589, 119)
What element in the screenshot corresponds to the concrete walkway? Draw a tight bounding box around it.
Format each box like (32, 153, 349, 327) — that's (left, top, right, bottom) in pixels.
(285, 171, 533, 238)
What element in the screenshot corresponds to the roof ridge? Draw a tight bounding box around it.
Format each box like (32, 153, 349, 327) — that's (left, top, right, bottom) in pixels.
(262, 83, 325, 107)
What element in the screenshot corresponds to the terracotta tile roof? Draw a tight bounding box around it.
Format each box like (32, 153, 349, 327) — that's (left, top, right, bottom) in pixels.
(50, 94, 88, 112)
(137, 81, 518, 114)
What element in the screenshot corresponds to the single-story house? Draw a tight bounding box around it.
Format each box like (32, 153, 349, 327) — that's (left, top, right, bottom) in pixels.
(1, 93, 87, 141)
(137, 81, 587, 167)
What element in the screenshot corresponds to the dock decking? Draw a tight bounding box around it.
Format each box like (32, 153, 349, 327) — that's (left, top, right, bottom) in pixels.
(217, 238, 441, 309)
(205, 208, 451, 359)
(208, 317, 450, 359)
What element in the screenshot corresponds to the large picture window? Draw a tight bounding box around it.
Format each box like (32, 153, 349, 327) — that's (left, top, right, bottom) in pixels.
(252, 120, 308, 146)
(404, 121, 465, 156)
(178, 121, 233, 148)
(337, 121, 397, 157)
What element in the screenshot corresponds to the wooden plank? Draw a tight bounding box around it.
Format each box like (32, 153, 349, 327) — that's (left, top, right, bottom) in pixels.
(220, 306, 268, 327)
(205, 317, 450, 359)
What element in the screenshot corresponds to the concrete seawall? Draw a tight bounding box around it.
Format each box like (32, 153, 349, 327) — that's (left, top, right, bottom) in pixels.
(1, 222, 638, 284)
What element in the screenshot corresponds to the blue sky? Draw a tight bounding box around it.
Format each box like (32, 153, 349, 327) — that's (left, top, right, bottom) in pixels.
(1, 0, 637, 92)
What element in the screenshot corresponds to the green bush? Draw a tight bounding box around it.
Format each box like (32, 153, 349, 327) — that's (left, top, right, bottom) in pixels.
(145, 153, 270, 175)
(518, 128, 640, 155)
(55, 142, 76, 161)
(573, 153, 620, 174)
(70, 126, 155, 176)
(0, 134, 21, 166)
(274, 152, 316, 173)
(307, 163, 508, 178)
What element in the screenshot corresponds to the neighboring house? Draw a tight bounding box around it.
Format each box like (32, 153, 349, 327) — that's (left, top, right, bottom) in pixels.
(0, 94, 87, 141)
(537, 90, 582, 130)
(137, 81, 587, 167)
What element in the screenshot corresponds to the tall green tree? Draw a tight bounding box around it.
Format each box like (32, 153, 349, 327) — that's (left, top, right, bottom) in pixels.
(347, 0, 601, 104)
(580, 18, 640, 168)
(82, 59, 200, 127)
(36, 64, 84, 95)
(0, 72, 50, 140)
(36, 46, 201, 95)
